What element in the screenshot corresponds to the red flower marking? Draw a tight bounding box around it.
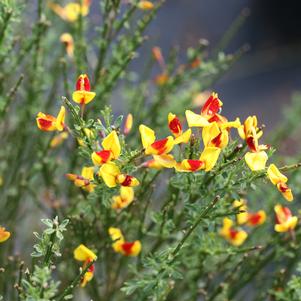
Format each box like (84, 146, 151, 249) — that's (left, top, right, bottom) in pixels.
(151, 138, 168, 155)
(121, 242, 135, 256)
(201, 95, 221, 116)
(207, 114, 227, 124)
(187, 160, 204, 171)
(275, 206, 292, 224)
(76, 75, 91, 91)
(38, 118, 53, 129)
(229, 229, 239, 240)
(169, 117, 182, 135)
(95, 150, 111, 163)
(211, 132, 223, 148)
(84, 259, 95, 273)
(120, 175, 133, 187)
(246, 135, 257, 152)
(248, 213, 262, 225)
(277, 182, 289, 193)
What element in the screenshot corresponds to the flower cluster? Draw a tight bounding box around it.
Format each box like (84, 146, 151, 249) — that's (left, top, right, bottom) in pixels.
(35, 74, 297, 287)
(219, 199, 266, 246)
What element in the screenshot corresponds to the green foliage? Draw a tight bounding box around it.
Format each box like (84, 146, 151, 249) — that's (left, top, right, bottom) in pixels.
(1, 1, 301, 301)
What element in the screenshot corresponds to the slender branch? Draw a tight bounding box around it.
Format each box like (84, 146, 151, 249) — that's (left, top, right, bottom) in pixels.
(52, 260, 95, 301)
(170, 195, 220, 260)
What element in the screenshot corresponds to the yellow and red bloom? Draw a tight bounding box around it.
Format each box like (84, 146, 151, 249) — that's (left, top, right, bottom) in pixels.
(49, 0, 91, 22)
(109, 227, 141, 256)
(168, 113, 191, 144)
(244, 127, 269, 171)
(219, 218, 248, 246)
(175, 159, 205, 172)
(73, 244, 97, 287)
(201, 92, 223, 119)
(91, 131, 121, 166)
(36, 106, 66, 132)
(60, 33, 74, 58)
(233, 200, 266, 227)
(116, 174, 140, 187)
(186, 93, 240, 129)
(274, 204, 298, 232)
(124, 113, 133, 135)
(202, 122, 229, 149)
(238, 115, 263, 141)
(0, 227, 10, 243)
(72, 74, 96, 105)
(267, 164, 293, 201)
(186, 93, 223, 127)
(66, 166, 95, 193)
(112, 187, 134, 210)
(247, 211, 266, 227)
(98, 162, 139, 188)
(139, 124, 174, 155)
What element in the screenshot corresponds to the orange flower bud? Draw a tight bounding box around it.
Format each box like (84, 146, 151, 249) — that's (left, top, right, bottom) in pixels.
(138, 1, 154, 10)
(0, 227, 10, 243)
(124, 113, 133, 135)
(60, 33, 74, 57)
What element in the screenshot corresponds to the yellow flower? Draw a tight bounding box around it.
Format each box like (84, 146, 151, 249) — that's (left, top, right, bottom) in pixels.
(233, 200, 249, 225)
(152, 154, 176, 169)
(267, 164, 293, 201)
(139, 124, 174, 155)
(137, 1, 154, 10)
(244, 126, 269, 171)
(124, 113, 133, 135)
(0, 227, 10, 243)
(244, 151, 268, 171)
(175, 159, 205, 172)
(36, 106, 66, 132)
(202, 122, 229, 149)
(168, 113, 191, 144)
(50, 132, 69, 148)
(108, 227, 141, 256)
(238, 116, 262, 140)
(66, 166, 95, 193)
(98, 162, 120, 188)
(91, 131, 121, 166)
(199, 146, 221, 171)
(60, 33, 74, 57)
(233, 200, 266, 227)
(219, 218, 248, 246)
(112, 187, 135, 210)
(274, 204, 298, 232)
(73, 244, 97, 287)
(49, 0, 90, 22)
(74, 244, 97, 261)
(185, 110, 209, 127)
(98, 162, 139, 188)
(72, 74, 96, 105)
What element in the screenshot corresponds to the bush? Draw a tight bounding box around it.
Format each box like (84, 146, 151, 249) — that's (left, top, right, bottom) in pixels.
(1, 1, 301, 300)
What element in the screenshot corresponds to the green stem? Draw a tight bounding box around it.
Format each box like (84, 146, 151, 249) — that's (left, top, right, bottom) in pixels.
(53, 260, 95, 301)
